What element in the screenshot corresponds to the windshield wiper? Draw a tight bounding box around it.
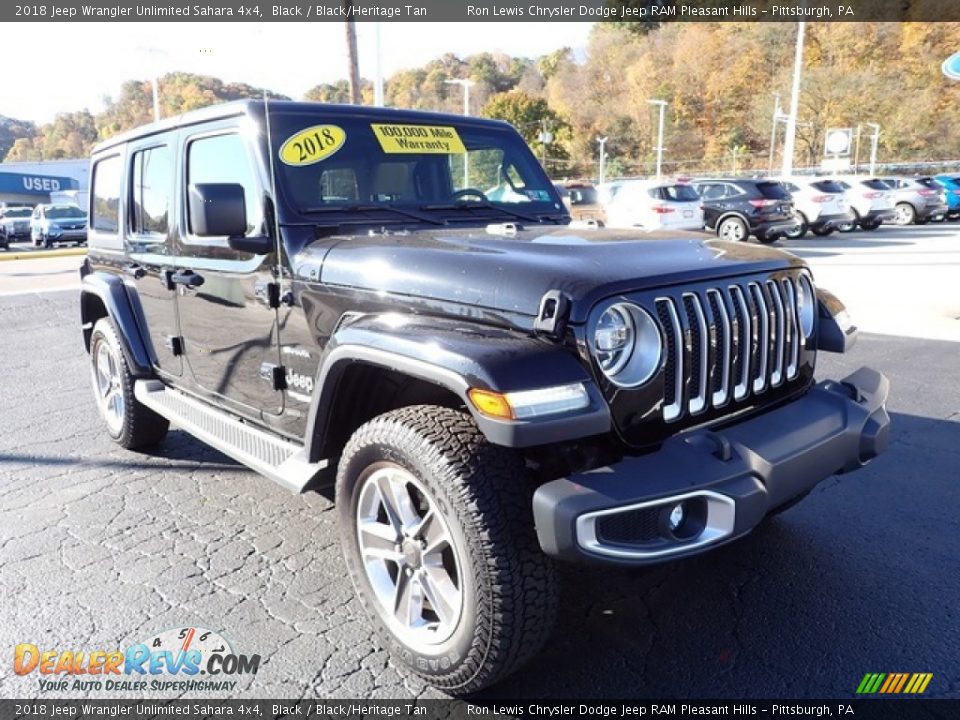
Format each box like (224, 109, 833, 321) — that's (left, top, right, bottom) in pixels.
(419, 201, 543, 224)
(299, 204, 447, 226)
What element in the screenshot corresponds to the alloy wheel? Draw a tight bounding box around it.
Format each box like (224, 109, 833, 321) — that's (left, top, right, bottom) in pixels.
(93, 342, 125, 435)
(355, 464, 464, 651)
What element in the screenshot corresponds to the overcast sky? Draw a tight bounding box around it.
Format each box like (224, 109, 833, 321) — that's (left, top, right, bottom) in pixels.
(5, 22, 594, 123)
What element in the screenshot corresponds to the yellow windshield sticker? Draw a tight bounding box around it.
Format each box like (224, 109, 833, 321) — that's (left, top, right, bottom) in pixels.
(279, 125, 346, 166)
(371, 124, 466, 154)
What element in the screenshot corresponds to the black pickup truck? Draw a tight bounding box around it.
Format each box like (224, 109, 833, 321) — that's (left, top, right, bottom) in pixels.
(79, 100, 890, 694)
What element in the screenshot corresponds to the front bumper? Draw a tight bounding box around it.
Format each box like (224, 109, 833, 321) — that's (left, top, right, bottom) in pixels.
(533, 367, 890, 565)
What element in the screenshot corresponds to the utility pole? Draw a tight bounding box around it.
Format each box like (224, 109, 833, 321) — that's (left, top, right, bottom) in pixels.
(344, 9, 361, 104)
(768, 93, 781, 174)
(866, 122, 881, 176)
(853, 124, 862, 172)
(781, 22, 805, 176)
(648, 99, 667, 180)
(373, 22, 384, 106)
(537, 119, 554, 171)
(597, 136, 608, 185)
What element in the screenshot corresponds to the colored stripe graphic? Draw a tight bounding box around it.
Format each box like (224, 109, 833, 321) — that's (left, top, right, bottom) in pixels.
(857, 672, 933, 694)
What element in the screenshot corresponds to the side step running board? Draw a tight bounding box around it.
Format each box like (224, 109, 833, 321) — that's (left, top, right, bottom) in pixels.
(134, 380, 327, 493)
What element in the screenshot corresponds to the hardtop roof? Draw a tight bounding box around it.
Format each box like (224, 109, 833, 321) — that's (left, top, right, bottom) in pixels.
(91, 99, 513, 155)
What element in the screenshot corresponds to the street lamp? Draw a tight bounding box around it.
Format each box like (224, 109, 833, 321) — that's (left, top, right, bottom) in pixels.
(537, 120, 554, 171)
(648, 100, 667, 180)
(865, 122, 881, 176)
(768, 93, 782, 174)
(781, 22, 806, 176)
(444, 79, 475, 186)
(443, 78, 474, 116)
(597, 136, 608, 185)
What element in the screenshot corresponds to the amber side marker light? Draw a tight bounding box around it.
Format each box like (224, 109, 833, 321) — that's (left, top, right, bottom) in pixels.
(468, 383, 590, 421)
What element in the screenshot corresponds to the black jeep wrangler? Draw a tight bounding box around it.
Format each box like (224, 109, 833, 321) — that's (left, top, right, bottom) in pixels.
(80, 101, 890, 694)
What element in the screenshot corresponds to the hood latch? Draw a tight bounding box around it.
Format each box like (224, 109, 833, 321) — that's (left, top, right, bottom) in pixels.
(534, 289, 571, 339)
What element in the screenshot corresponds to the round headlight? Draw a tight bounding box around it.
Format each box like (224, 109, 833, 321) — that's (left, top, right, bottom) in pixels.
(592, 303, 662, 387)
(796, 275, 815, 339)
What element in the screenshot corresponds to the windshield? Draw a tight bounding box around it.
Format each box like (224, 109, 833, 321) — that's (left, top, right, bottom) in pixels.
(3, 208, 31, 218)
(46, 205, 86, 219)
(271, 114, 563, 219)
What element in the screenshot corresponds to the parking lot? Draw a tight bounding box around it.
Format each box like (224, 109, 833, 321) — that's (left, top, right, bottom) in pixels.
(0, 225, 957, 700)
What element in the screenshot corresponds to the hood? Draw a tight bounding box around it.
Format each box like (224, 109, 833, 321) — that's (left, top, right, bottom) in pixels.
(302, 226, 805, 323)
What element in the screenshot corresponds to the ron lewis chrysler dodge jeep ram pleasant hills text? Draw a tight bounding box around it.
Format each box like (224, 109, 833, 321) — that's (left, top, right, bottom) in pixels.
(79, 101, 890, 694)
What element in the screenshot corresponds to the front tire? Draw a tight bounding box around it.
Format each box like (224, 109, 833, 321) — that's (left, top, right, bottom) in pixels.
(89, 318, 169, 449)
(811, 225, 834, 237)
(336, 405, 557, 694)
(784, 214, 808, 239)
(837, 211, 859, 233)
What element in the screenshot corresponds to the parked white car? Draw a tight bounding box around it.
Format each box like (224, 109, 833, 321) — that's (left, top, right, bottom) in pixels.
(774, 177, 853, 239)
(877, 176, 949, 226)
(604, 180, 703, 231)
(833, 177, 897, 232)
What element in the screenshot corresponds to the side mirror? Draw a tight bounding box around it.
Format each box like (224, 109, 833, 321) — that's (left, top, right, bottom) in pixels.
(188, 183, 248, 237)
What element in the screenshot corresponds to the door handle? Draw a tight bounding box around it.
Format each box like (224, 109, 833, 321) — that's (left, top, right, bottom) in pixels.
(170, 269, 205, 288)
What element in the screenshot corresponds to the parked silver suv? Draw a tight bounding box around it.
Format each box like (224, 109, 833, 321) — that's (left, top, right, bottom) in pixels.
(879, 176, 949, 226)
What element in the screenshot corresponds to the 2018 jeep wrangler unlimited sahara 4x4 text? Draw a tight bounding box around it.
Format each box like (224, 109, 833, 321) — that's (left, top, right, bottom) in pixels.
(80, 101, 890, 694)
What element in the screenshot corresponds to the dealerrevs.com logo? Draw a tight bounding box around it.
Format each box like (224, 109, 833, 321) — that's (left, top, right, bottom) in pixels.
(14, 626, 260, 692)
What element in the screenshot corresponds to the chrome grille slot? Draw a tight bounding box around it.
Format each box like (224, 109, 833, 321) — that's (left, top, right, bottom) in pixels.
(658, 275, 804, 423)
(748, 283, 769, 394)
(767, 280, 786, 387)
(656, 298, 684, 422)
(682, 293, 709, 415)
(783, 278, 800, 380)
(707, 289, 731, 407)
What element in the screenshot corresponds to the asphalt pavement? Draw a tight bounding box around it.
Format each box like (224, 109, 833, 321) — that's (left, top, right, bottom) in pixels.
(0, 227, 958, 701)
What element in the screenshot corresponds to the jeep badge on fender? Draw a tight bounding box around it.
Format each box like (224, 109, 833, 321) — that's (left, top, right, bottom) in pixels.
(79, 100, 890, 694)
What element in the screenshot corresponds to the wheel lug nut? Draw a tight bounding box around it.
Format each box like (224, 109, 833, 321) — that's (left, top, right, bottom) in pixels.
(405, 567, 413, 577)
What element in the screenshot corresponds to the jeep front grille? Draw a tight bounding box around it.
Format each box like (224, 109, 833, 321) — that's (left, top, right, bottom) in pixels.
(656, 276, 803, 423)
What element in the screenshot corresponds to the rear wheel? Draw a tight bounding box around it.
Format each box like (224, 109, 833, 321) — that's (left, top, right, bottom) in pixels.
(89, 318, 169, 449)
(756, 233, 779, 245)
(336, 405, 557, 694)
(894, 202, 916, 226)
(860, 219, 882, 231)
(717, 216, 749, 243)
(811, 225, 834, 237)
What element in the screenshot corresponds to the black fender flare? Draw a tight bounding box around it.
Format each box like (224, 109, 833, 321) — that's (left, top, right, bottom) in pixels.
(304, 313, 611, 459)
(816, 287, 858, 353)
(80, 270, 154, 377)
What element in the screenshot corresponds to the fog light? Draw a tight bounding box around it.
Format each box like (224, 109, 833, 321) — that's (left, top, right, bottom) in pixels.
(668, 503, 685, 532)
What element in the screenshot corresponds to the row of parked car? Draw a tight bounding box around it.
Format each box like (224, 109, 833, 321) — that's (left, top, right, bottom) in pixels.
(0, 203, 88, 250)
(557, 173, 959, 243)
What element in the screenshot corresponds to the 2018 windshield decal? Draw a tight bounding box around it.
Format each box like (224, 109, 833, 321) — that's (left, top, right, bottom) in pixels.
(278, 125, 346, 166)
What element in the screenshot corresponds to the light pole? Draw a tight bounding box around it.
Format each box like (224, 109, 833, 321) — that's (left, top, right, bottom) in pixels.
(768, 93, 781, 174)
(444, 78, 473, 116)
(597, 136, 608, 184)
(648, 99, 667, 180)
(866, 122, 881, 176)
(537, 120, 554, 171)
(781, 22, 806, 176)
(444, 79, 474, 186)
